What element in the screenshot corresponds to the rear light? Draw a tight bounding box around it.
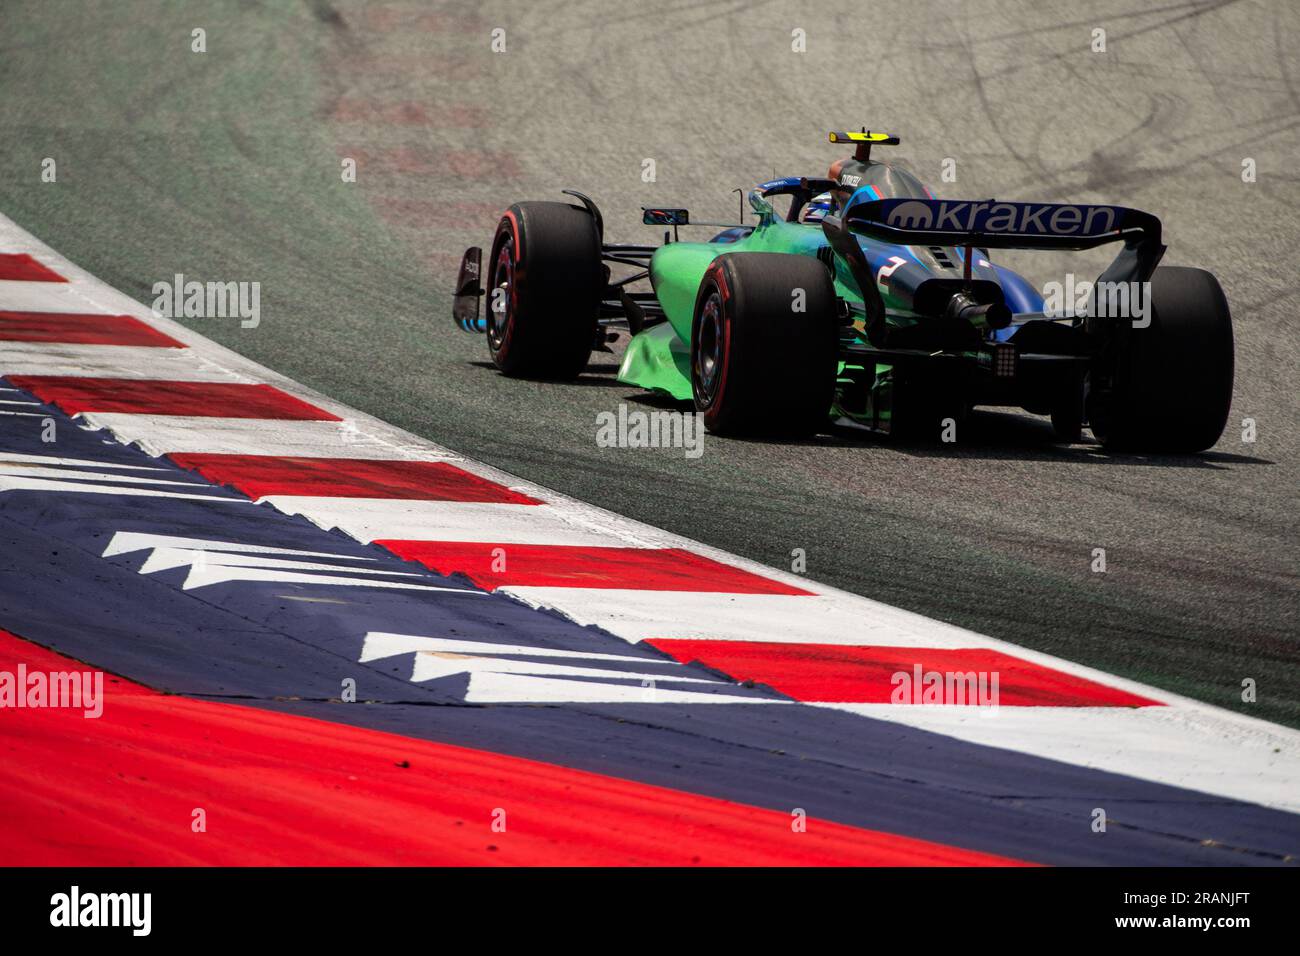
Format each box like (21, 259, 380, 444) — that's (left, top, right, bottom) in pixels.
(993, 343, 1017, 378)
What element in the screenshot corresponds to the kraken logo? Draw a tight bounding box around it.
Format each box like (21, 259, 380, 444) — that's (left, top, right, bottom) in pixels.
(887, 200, 935, 229)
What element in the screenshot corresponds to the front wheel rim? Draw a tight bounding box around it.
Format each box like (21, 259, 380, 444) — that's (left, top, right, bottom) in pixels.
(487, 235, 515, 351)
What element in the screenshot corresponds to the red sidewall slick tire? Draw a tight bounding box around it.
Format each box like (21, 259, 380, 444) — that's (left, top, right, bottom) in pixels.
(690, 252, 839, 436)
(487, 201, 603, 380)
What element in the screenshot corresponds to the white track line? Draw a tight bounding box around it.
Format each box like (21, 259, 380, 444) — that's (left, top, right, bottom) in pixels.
(824, 703, 1300, 813)
(0, 280, 116, 313)
(498, 587, 914, 644)
(80, 414, 449, 460)
(265, 496, 629, 546)
(0, 343, 237, 381)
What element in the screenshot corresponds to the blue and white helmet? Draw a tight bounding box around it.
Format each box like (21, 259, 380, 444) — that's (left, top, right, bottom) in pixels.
(800, 191, 834, 223)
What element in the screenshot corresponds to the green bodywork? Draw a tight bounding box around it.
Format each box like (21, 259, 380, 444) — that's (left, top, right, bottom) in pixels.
(617, 214, 904, 403)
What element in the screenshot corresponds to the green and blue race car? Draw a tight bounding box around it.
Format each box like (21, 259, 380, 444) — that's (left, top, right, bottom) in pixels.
(453, 130, 1233, 453)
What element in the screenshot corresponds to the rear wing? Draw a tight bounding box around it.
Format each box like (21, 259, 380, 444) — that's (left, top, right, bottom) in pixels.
(822, 197, 1166, 337)
(839, 197, 1162, 258)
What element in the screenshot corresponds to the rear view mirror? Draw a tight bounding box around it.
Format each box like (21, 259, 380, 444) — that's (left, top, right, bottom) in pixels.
(642, 207, 690, 226)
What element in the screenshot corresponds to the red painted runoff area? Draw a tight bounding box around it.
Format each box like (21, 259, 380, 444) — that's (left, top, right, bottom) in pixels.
(0, 310, 185, 347)
(8, 378, 341, 420)
(378, 540, 814, 594)
(649, 639, 1162, 706)
(170, 453, 540, 503)
(0, 628, 1029, 866)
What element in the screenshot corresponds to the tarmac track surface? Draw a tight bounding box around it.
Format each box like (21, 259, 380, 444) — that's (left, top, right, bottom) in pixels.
(0, 0, 1297, 728)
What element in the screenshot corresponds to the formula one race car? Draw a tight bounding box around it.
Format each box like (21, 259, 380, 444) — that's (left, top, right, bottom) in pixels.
(452, 130, 1233, 452)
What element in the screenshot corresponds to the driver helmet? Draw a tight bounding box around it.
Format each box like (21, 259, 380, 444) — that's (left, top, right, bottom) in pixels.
(800, 191, 834, 223)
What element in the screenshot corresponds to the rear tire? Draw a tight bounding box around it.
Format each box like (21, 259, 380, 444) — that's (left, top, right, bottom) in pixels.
(486, 201, 603, 379)
(690, 252, 839, 436)
(1088, 266, 1233, 453)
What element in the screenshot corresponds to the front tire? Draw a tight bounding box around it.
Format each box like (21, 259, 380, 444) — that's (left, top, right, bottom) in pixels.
(691, 252, 839, 436)
(486, 201, 603, 379)
(1088, 266, 1233, 453)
